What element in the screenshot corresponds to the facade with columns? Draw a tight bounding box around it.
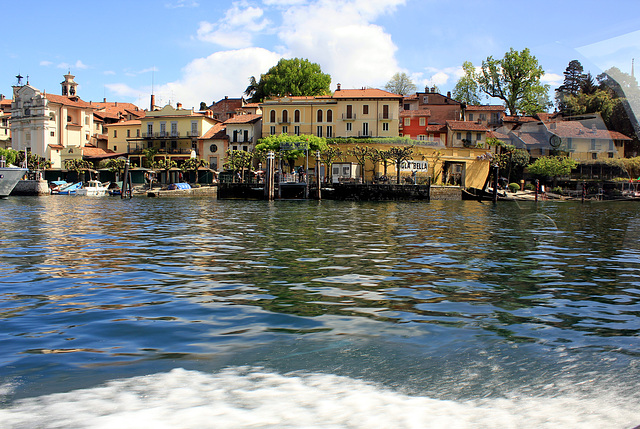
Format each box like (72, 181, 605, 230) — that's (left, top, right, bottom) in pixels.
(10, 74, 96, 169)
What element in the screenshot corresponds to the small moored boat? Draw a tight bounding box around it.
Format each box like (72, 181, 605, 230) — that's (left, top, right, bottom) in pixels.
(76, 180, 110, 196)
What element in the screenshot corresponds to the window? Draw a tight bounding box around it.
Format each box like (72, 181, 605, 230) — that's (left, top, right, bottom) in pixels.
(113, 129, 117, 138)
(171, 122, 178, 135)
(403, 103, 410, 110)
(591, 152, 597, 160)
(294, 110, 300, 122)
(363, 105, 369, 115)
(423, 96, 428, 103)
(127, 129, 131, 138)
(113, 146, 117, 151)
(209, 157, 218, 170)
(232, 145, 238, 151)
(270, 126, 276, 135)
(282, 110, 288, 123)
(567, 138, 573, 149)
(468, 113, 474, 121)
(85, 116, 89, 125)
(147, 123, 153, 135)
(590, 139, 596, 151)
(456, 132, 461, 140)
(466, 132, 472, 142)
(327, 109, 333, 122)
(243, 146, 248, 152)
(419, 117, 425, 126)
(346, 105, 353, 119)
(270, 110, 276, 123)
(479, 114, 486, 121)
(282, 126, 288, 134)
(317, 125, 323, 137)
(362, 122, 369, 136)
(476, 133, 482, 141)
(137, 129, 140, 137)
(171, 140, 177, 149)
(346, 122, 352, 131)
(294, 126, 300, 135)
(160, 122, 166, 136)
(317, 109, 323, 123)
(209, 144, 218, 152)
(608, 152, 614, 158)
(404, 117, 410, 126)
(326, 126, 333, 138)
(50, 131, 55, 137)
(383, 123, 389, 132)
(383, 105, 389, 120)
(418, 135, 426, 140)
(191, 121, 198, 136)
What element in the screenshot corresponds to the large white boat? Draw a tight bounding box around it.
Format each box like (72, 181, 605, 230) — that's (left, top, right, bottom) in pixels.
(0, 167, 28, 198)
(76, 180, 110, 196)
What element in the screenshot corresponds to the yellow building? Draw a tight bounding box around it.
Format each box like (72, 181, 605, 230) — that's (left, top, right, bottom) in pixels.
(126, 104, 221, 165)
(104, 120, 141, 154)
(260, 86, 402, 139)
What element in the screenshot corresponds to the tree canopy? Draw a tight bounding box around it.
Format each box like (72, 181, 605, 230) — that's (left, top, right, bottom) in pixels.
(244, 58, 331, 103)
(478, 47, 550, 115)
(527, 156, 577, 182)
(384, 72, 417, 96)
(452, 61, 482, 105)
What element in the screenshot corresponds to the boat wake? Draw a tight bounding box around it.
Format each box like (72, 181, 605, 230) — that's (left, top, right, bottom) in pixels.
(0, 367, 637, 428)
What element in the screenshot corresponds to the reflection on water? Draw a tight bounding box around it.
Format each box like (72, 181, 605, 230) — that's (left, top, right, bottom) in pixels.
(0, 197, 639, 425)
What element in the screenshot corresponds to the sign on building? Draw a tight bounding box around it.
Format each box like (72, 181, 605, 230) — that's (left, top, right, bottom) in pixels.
(400, 160, 428, 172)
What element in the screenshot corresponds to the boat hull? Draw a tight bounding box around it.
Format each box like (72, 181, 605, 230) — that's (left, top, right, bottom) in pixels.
(0, 167, 28, 198)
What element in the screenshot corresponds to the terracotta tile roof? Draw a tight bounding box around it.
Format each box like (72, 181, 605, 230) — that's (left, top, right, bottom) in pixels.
(82, 146, 122, 159)
(332, 88, 403, 99)
(446, 120, 489, 131)
(104, 120, 142, 128)
(48, 144, 64, 149)
(200, 123, 228, 140)
(466, 105, 505, 111)
(488, 131, 510, 140)
(403, 94, 418, 100)
(400, 109, 431, 117)
(45, 93, 95, 109)
(243, 103, 261, 108)
(503, 115, 538, 123)
(548, 121, 632, 140)
(223, 114, 261, 124)
(425, 124, 447, 132)
(514, 132, 548, 146)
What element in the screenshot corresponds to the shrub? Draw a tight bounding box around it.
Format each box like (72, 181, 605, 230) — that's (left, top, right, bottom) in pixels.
(508, 183, 520, 192)
(552, 186, 563, 194)
(524, 183, 535, 191)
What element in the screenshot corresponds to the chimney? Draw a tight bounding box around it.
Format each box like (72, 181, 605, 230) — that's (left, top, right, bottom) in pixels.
(115, 101, 118, 107)
(103, 98, 106, 103)
(0, 94, 4, 101)
(150, 94, 155, 111)
(447, 91, 451, 99)
(336, 83, 341, 91)
(177, 102, 182, 109)
(225, 96, 228, 99)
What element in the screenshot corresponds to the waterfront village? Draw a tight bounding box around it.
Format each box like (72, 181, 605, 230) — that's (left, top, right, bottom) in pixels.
(0, 72, 637, 200)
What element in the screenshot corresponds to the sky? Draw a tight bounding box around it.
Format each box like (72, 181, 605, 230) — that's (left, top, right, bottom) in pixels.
(2, 0, 639, 111)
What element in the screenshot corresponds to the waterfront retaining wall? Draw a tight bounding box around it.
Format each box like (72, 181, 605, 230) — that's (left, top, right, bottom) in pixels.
(11, 180, 50, 196)
(430, 186, 462, 200)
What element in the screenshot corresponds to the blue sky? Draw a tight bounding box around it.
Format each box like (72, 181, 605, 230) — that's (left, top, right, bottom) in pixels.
(2, 0, 639, 111)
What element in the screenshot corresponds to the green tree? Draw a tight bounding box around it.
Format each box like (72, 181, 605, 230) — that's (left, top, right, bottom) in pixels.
(319, 146, 343, 183)
(153, 158, 177, 184)
(224, 149, 253, 182)
(527, 156, 577, 186)
(181, 157, 207, 184)
(245, 58, 331, 103)
(384, 72, 417, 96)
(256, 133, 328, 172)
(478, 47, 550, 115)
(347, 146, 370, 183)
(556, 60, 586, 114)
(452, 61, 481, 105)
(142, 147, 158, 168)
(0, 148, 19, 166)
(199, 101, 208, 111)
(387, 146, 415, 184)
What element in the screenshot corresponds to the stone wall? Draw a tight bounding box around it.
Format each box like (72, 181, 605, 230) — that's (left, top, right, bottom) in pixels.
(11, 180, 49, 196)
(430, 186, 462, 201)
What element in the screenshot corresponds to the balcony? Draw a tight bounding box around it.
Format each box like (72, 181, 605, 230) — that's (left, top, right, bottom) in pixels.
(278, 118, 291, 125)
(230, 137, 253, 144)
(378, 114, 395, 120)
(342, 113, 356, 120)
(187, 130, 200, 137)
(142, 131, 182, 138)
(357, 131, 372, 137)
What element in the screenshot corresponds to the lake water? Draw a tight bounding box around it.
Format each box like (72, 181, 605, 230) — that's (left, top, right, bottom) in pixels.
(0, 196, 639, 428)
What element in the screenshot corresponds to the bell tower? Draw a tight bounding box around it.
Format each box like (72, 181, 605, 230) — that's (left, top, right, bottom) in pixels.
(61, 72, 78, 97)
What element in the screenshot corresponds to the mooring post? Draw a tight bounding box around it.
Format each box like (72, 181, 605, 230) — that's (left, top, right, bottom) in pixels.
(121, 158, 130, 200)
(535, 179, 539, 202)
(316, 150, 321, 200)
(264, 151, 275, 201)
(492, 164, 499, 203)
(582, 181, 586, 203)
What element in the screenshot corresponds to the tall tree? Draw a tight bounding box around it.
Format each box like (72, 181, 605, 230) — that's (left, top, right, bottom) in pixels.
(319, 146, 343, 184)
(478, 47, 550, 115)
(347, 146, 370, 183)
(452, 61, 481, 105)
(387, 146, 414, 184)
(245, 58, 331, 103)
(556, 60, 586, 113)
(384, 72, 417, 96)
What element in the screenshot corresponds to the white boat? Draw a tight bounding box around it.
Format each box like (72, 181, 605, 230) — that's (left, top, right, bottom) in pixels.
(76, 180, 110, 196)
(0, 167, 28, 198)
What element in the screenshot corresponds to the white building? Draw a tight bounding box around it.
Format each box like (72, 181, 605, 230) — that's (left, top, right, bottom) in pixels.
(10, 73, 96, 168)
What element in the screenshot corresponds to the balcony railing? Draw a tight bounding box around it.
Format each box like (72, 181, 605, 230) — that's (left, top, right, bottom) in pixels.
(342, 113, 356, 120)
(230, 137, 253, 144)
(187, 131, 199, 137)
(378, 114, 395, 120)
(357, 131, 372, 137)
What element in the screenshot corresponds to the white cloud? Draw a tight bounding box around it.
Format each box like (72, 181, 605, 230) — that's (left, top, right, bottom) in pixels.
(165, 0, 199, 8)
(106, 83, 143, 99)
(149, 47, 282, 109)
(263, 0, 307, 6)
(57, 60, 88, 71)
(197, 2, 270, 49)
(103, 70, 116, 76)
(40, 60, 53, 67)
(278, 0, 406, 88)
(541, 72, 563, 86)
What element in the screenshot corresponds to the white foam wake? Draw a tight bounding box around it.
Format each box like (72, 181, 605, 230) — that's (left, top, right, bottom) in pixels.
(0, 367, 637, 429)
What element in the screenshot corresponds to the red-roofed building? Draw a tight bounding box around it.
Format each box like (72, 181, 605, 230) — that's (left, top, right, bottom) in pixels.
(399, 109, 446, 145)
(402, 89, 463, 126)
(464, 105, 505, 129)
(207, 96, 245, 121)
(446, 120, 491, 148)
(198, 122, 228, 171)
